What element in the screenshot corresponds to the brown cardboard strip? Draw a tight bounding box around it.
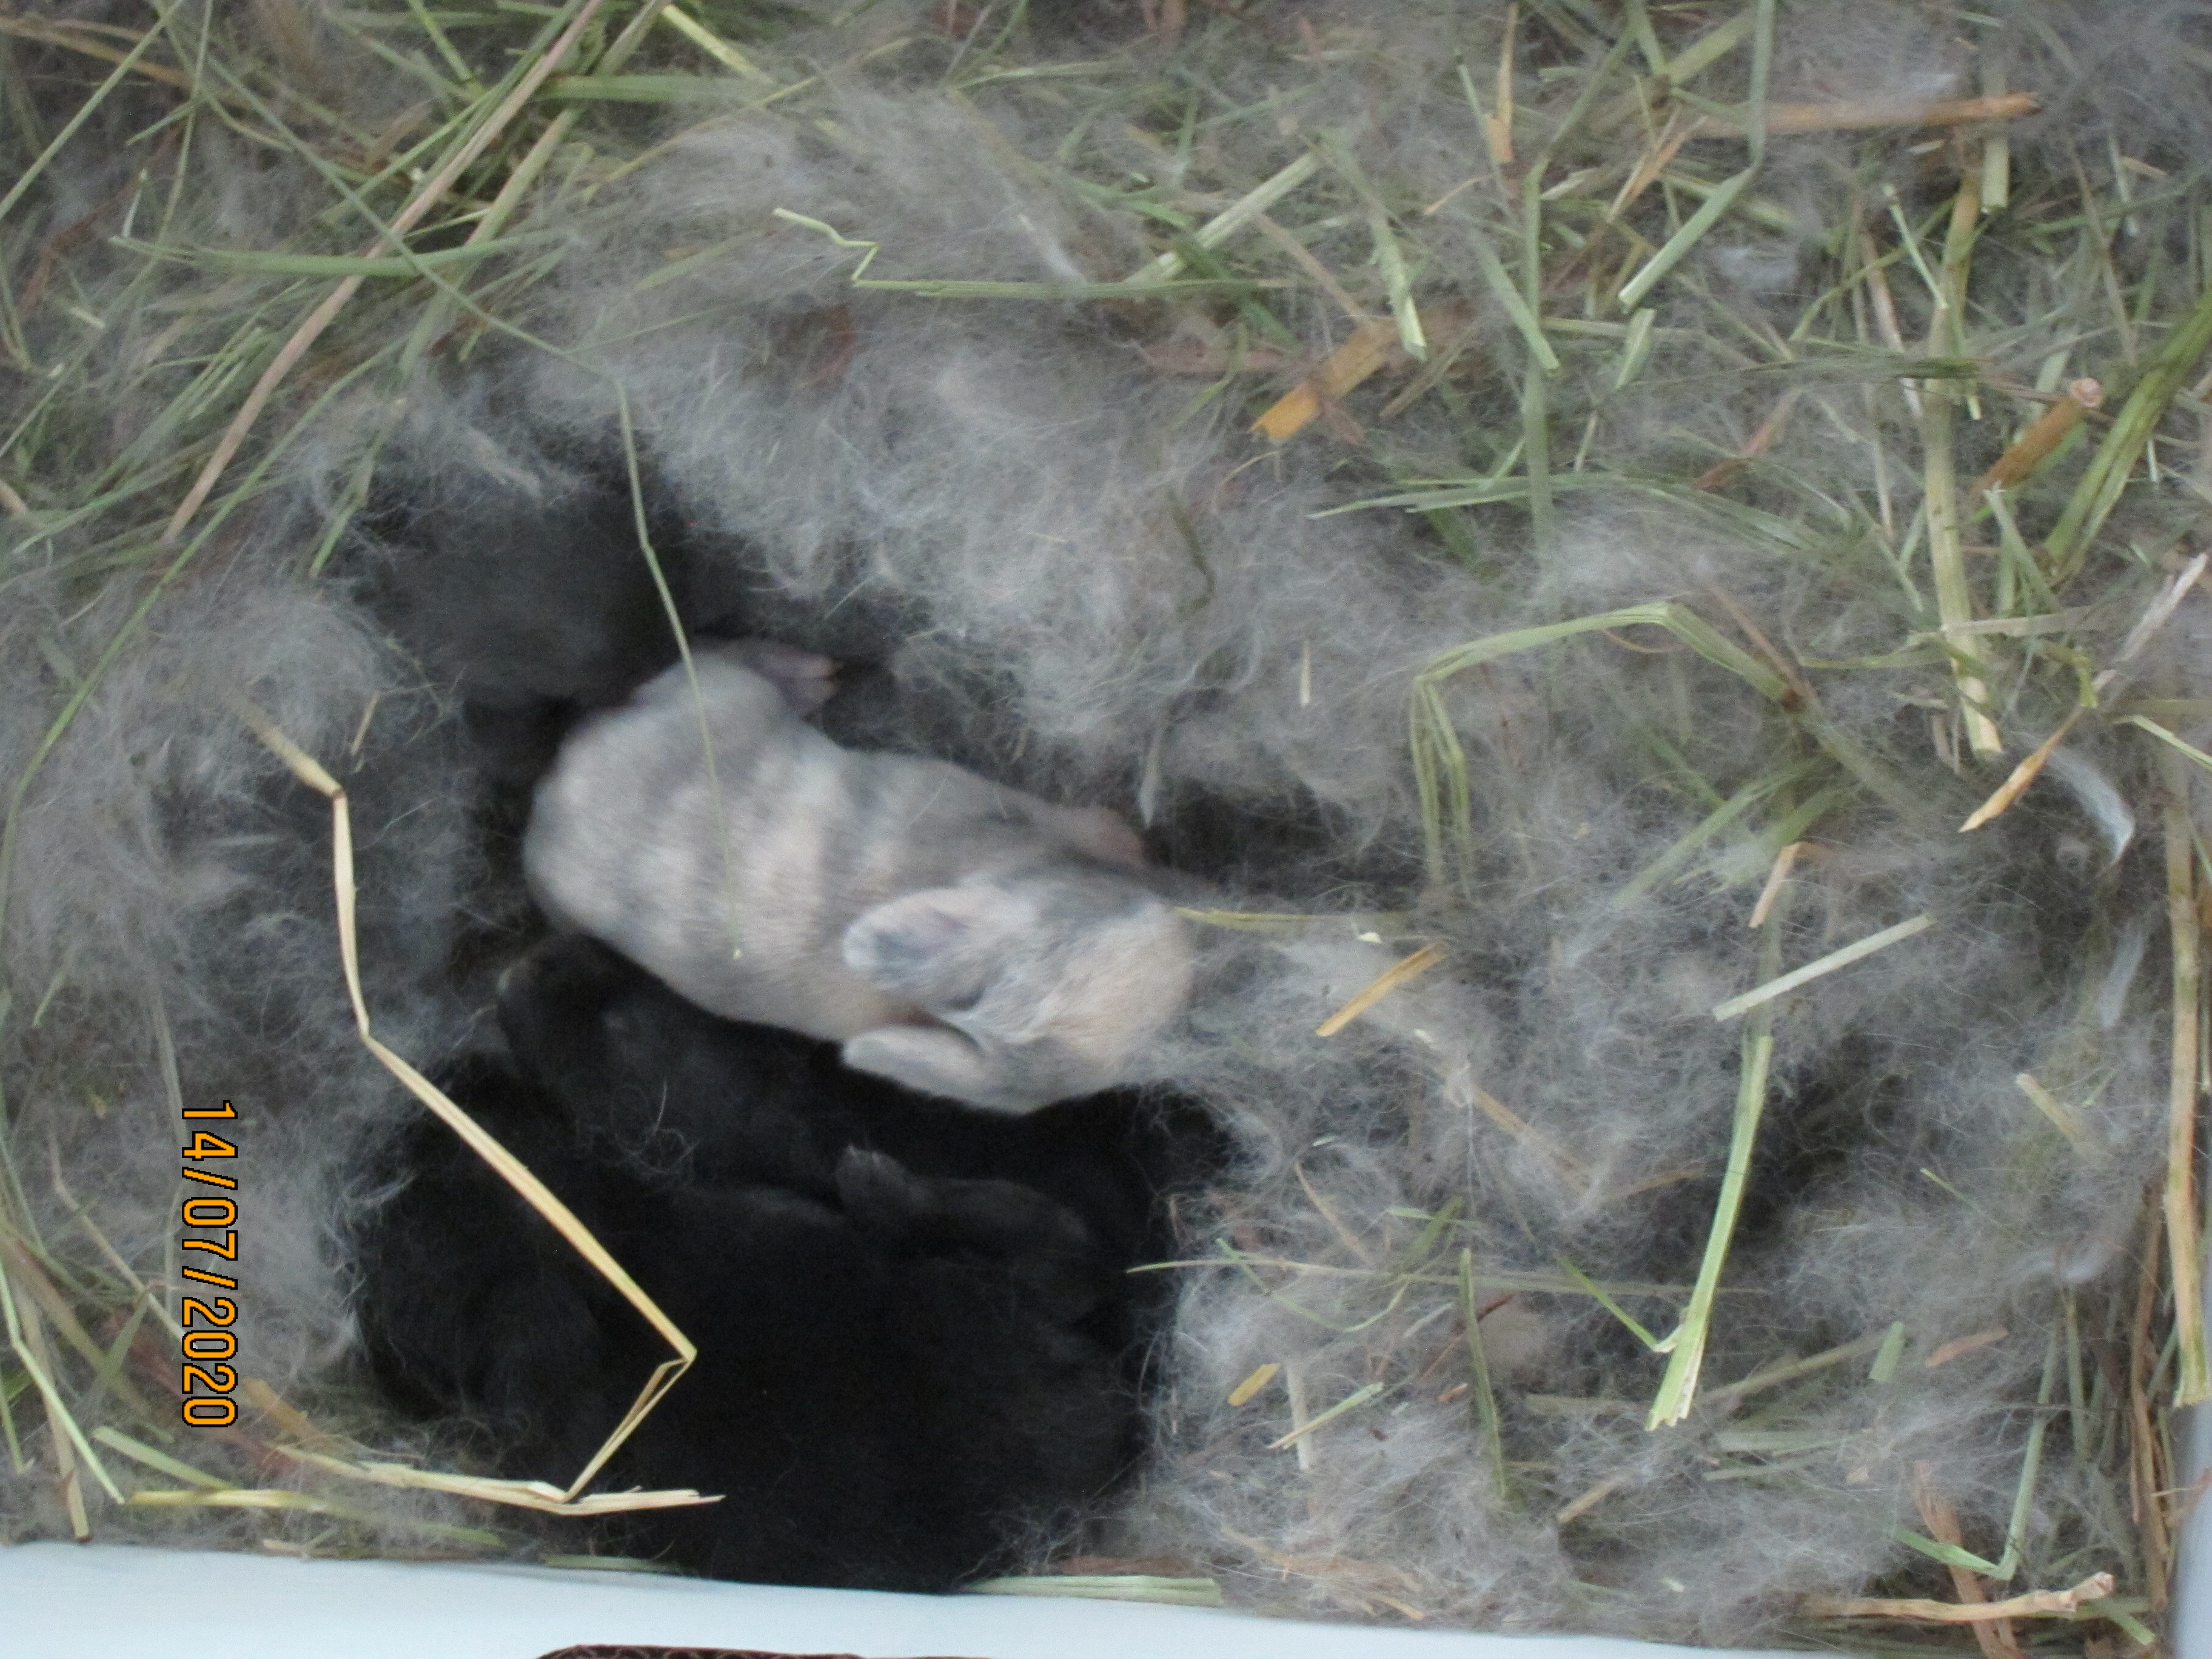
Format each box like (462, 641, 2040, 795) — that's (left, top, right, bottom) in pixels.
(537, 1649, 986, 1658)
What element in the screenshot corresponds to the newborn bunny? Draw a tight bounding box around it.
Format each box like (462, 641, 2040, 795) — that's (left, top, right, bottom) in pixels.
(496, 934, 1216, 1342)
(359, 1061, 1133, 1589)
(355, 936, 1216, 1589)
(524, 642, 1193, 1110)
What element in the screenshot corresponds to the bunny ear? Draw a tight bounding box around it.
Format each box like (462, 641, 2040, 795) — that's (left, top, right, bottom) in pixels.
(845, 888, 977, 968)
(842, 885, 1033, 994)
(841, 1025, 1039, 1112)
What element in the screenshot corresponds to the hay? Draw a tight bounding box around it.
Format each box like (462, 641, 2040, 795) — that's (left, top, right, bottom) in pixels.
(2, 0, 2209, 1649)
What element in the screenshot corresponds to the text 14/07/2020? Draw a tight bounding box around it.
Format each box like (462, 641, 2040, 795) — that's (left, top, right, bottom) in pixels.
(180, 1099, 239, 1428)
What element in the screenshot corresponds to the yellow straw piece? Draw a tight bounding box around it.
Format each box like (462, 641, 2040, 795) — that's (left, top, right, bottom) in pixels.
(1804, 1572, 2112, 1624)
(236, 700, 703, 1513)
(1960, 710, 2084, 832)
(1316, 942, 1449, 1037)
(1227, 1363, 1281, 1407)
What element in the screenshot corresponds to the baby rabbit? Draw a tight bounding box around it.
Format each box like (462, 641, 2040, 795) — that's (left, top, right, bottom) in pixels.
(497, 936, 1218, 1337)
(355, 936, 1214, 1589)
(524, 642, 1194, 1110)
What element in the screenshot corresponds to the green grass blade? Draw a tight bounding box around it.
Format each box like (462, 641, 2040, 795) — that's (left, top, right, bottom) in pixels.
(1647, 915, 1782, 1427)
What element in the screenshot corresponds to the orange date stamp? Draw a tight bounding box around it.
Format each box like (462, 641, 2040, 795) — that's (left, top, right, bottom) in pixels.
(179, 1097, 240, 1428)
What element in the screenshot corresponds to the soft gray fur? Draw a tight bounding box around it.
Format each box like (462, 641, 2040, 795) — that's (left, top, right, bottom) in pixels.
(8, 0, 2212, 1643)
(525, 645, 1193, 1110)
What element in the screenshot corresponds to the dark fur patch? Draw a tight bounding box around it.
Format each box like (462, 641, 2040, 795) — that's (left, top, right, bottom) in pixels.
(355, 937, 1220, 1589)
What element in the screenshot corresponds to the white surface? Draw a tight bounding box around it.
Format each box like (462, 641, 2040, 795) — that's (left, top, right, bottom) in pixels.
(0, 1543, 1800, 1659)
(2173, 1400, 2208, 1657)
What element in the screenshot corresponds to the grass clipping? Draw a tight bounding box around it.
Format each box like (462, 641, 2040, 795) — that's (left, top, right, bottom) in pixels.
(0, 0, 2205, 1644)
(229, 698, 706, 1519)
